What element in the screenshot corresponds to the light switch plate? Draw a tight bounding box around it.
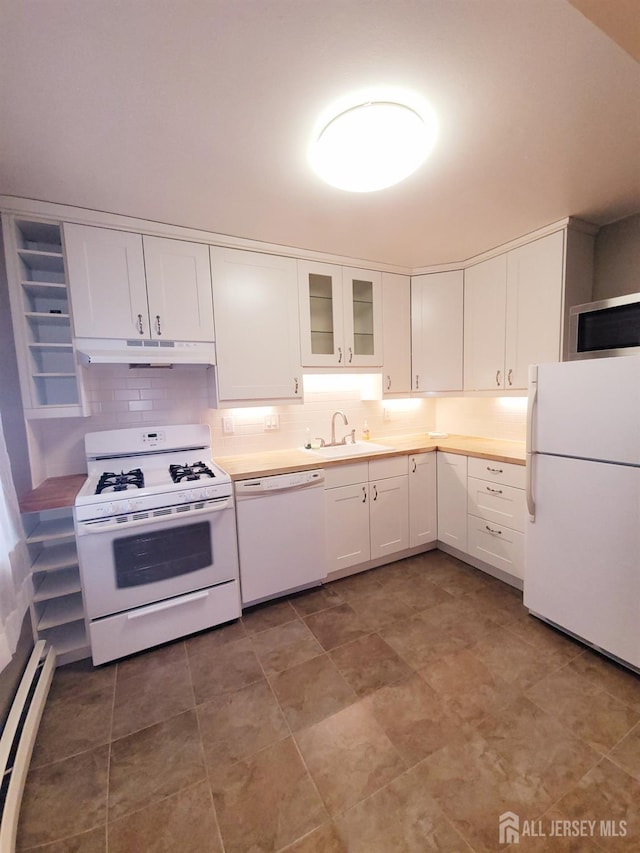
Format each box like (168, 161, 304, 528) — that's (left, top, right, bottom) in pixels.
(222, 416, 235, 434)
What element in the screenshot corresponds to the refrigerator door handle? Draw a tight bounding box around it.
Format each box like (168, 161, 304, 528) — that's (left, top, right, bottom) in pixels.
(526, 365, 538, 521)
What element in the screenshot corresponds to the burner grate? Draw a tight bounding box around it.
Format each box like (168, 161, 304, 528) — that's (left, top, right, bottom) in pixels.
(169, 462, 215, 483)
(96, 468, 144, 495)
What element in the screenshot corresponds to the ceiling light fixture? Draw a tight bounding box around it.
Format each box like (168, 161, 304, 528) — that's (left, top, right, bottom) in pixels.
(309, 92, 437, 192)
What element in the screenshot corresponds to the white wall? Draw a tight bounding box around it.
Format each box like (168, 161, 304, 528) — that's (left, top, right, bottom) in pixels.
(592, 213, 640, 301)
(27, 364, 527, 480)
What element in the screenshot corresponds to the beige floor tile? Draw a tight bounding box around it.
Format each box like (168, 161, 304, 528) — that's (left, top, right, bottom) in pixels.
(269, 654, 356, 731)
(330, 569, 385, 603)
(418, 727, 549, 853)
(242, 599, 298, 634)
(303, 603, 370, 651)
(334, 762, 472, 852)
(295, 701, 406, 817)
(379, 611, 469, 668)
(198, 680, 289, 780)
(476, 696, 600, 805)
(363, 674, 465, 766)
(211, 737, 327, 853)
(251, 618, 323, 675)
(278, 822, 347, 852)
(469, 626, 564, 690)
(553, 758, 640, 850)
(30, 660, 115, 767)
(20, 827, 107, 853)
(108, 780, 223, 853)
(112, 641, 194, 739)
(108, 710, 206, 821)
(347, 587, 416, 631)
(569, 652, 640, 713)
(526, 667, 640, 754)
(289, 585, 345, 617)
(420, 647, 518, 725)
(506, 614, 585, 665)
(187, 635, 264, 703)
(329, 633, 413, 697)
(17, 745, 109, 849)
(607, 722, 640, 782)
(186, 618, 247, 649)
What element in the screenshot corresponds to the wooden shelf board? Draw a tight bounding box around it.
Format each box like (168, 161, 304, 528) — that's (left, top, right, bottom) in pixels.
(33, 567, 81, 602)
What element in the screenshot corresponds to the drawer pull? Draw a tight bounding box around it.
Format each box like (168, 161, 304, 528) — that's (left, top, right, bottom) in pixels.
(485, 525, 502, 535)
(362, 485, 367, 503)
(486, 466, 503, 474)
(486, 486, 503, 494)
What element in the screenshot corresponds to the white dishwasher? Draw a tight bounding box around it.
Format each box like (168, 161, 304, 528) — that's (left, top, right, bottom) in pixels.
(235, 469, 326, 606)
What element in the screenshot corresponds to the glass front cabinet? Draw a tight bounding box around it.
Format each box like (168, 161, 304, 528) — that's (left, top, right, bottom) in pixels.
(298, 261, 383, 367)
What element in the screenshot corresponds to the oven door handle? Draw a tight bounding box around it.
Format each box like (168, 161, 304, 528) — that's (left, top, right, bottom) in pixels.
(75, 497, 233, 536)
(126, 590, 210, 620)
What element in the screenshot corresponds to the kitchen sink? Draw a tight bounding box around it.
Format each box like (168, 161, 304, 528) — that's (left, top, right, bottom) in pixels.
(302, 441, 394, 459)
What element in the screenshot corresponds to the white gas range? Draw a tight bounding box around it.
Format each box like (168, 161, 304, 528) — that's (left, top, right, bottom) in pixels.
(74, 424, 240, 665)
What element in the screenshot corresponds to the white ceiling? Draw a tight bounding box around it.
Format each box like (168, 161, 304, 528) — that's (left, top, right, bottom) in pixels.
(1, 0, 639, 268)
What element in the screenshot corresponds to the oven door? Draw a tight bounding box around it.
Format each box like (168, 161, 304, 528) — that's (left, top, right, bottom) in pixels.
(76, 498, 239, 619)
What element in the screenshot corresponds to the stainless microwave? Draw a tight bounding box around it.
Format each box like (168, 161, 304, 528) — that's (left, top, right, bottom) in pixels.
(568, 292, 640, 360)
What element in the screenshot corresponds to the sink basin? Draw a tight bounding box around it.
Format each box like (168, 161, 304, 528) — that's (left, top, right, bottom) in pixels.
(302, 441, 394, 459)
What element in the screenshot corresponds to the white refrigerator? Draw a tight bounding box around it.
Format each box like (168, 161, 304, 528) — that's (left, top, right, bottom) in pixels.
(524, 354, 640, 670)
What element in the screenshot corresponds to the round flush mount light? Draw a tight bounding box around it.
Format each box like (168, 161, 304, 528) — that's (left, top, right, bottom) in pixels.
(309, 91, 438, 192)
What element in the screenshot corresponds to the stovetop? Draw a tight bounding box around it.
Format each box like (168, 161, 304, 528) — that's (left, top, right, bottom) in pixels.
(74, 424, 232, 518)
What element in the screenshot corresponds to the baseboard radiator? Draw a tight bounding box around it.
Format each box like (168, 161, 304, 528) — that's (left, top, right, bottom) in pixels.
(0, 641, 56, 853)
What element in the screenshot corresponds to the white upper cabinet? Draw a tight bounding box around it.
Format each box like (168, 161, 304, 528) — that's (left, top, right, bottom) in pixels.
(210, 247, 301, 401)
(298, 261, 382, 367)
(64, 225, 214, 342)
(142, 236, 214, 341)
(464, 230, 577, 390)
(412, 270, 463, 392)
(64, 224, 148, 339)
(381, 273, 411, 395)
(504, 231, 563, 389)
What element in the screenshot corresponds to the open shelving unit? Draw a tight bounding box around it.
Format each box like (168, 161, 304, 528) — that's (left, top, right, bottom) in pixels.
(23, 507, 89, 666)
(2, 215, 87, 418)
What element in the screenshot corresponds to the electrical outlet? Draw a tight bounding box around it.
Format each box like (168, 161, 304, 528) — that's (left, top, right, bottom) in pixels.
(264, 414, 280, 431)
(383, 407, 391, 421)
(222, 416, 235, 434)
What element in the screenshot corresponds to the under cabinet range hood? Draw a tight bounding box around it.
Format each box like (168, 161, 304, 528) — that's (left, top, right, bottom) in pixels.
(74, 337, 216, 366)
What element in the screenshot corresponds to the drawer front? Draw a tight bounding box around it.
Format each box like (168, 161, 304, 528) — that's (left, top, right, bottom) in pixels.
(323, 461, 369, 488)
(369, 454, 408, 480)
(89, 581, 241, 665)
(467, 456, 526, 489)
(467, 516, 524, 579)
(467, 477, 526, 532)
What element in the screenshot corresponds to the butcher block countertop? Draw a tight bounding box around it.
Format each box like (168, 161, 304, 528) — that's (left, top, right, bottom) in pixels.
(19, 473, 86, 513)
(214, 434, 526, 481)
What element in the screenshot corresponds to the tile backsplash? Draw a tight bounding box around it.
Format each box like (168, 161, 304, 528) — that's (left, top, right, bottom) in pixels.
(27, 364, 526, 482)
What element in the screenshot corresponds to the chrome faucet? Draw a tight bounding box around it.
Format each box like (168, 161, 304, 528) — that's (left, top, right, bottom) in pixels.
(330, 410, 349, 446)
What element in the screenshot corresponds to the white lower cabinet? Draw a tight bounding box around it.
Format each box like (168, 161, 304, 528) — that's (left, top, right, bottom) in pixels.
(324, 456, 409, 574)
(436, 452, 468, 552)
(466, 457, 526, 580)
(409, 453, 437, 547)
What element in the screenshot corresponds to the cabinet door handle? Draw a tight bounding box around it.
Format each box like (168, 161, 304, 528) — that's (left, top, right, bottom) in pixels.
(415, 374, 420, 390)
(495, 369, 501, 387)
(294, 377, 299, 395)
(386, 374, 391, 391)
(486, 486, 502, 494)
(412, 458, 417, 473)
(338, 347, 343, 364)
(485, 525, 502, 535)
(507, 368, 513, 386)
(362, 485, 367, 503)
(486, 466, 503, 474)
(155, 315, 162, 335)
(373, 484, 378, 501)
(136, 313, 144, 335)
(348, 347, 353, 363)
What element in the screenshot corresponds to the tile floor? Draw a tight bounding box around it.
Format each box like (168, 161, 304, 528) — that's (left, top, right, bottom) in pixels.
(17, 550, 640, 852)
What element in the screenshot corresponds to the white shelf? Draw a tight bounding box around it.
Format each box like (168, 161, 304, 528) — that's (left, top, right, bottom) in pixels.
(33, 568, 82, 602)
(25, 311, 71, 324)
(26, 515, 75, 543)
(39, 620, 88, 658)
(37, 593, 84, 630)
(31, 540, 78, 573)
